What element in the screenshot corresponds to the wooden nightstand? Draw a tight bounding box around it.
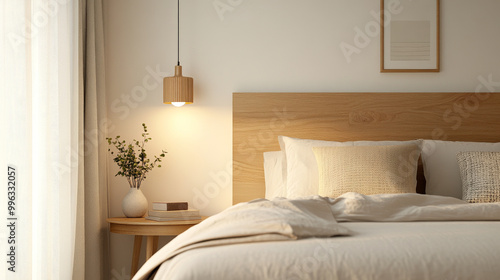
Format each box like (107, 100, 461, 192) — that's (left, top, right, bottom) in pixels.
(107, 217, 206, 278)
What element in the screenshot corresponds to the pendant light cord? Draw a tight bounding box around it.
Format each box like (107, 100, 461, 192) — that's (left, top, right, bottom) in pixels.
(177, 0, 180, 66)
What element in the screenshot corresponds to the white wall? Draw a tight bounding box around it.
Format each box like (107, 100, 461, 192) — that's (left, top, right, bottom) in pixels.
(104, 0, 500, 277)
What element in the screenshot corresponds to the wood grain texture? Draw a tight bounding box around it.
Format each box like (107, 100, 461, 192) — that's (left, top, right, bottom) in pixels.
(233, 92, 500, 204)
(163, 65, 194, 104)
(107, 217, 206, 235)
(107, 217, 204, 226)
(146, 236, 155, 259)
(131, 236, 142, 277)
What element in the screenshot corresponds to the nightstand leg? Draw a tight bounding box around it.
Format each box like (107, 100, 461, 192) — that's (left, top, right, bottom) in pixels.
(131, 235, 142, 278)
(146, 236, 155, 259)
(152, 236, 159, 252)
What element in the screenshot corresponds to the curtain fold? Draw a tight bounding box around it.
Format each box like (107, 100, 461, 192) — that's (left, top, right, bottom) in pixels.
(80, 0, 110, 279)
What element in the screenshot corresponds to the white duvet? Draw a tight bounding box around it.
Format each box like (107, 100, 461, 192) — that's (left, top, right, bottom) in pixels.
(133, 193, 500, 280)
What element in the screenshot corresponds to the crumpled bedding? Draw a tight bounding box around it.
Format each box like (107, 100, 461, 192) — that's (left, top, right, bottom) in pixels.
(330, 192, 500, 222)
(132, 193, 500, 280)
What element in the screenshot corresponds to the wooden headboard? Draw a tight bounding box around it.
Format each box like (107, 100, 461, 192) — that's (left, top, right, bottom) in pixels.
(233, 92, 500, 204)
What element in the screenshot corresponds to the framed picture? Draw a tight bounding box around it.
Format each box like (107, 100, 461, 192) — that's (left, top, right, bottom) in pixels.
(380, 0, 440, 72)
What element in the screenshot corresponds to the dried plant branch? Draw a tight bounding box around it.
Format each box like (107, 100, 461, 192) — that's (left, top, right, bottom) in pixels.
(106, 123, 167, 189)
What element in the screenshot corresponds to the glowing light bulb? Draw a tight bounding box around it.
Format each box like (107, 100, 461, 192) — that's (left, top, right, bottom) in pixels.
(171, 102, 185, 107)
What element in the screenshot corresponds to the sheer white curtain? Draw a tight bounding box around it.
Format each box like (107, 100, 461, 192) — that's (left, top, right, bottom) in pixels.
(1, 0, 83, 279)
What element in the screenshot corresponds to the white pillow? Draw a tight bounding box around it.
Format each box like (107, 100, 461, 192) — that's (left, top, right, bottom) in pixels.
(263, 151, 286, 199)
(281, 136, 422, 198)
(420, 140, 500, 199)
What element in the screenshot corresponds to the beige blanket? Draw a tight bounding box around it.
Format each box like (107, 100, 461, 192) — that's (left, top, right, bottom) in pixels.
(133, 193, 500, 280)
(133, 197, 350, 280)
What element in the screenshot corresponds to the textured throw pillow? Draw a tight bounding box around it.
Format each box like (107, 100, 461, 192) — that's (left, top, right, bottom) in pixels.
(313, 144, 420, 198)
(281, 136, 422, 198)
(420, 140, 500, 199)
(456, 151, 500, 203)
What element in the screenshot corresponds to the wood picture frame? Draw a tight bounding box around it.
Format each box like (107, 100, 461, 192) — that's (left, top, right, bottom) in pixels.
(380, 0, 440, 72)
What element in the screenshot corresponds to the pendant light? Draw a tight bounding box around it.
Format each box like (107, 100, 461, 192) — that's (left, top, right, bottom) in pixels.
(163, 0, 193, 107)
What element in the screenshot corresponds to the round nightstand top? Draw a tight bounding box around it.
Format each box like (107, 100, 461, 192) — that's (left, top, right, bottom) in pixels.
(107, 217, 207, 226)
(107, 216, 208, 236)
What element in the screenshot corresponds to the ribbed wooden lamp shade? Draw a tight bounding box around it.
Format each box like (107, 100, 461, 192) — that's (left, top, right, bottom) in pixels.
(163, 65, 193, 105)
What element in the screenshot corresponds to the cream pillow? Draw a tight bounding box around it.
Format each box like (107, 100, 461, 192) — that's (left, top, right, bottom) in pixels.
(281, 136, 421, 198)
(457, 151, 500, 203)
(313, 144, 420, 198)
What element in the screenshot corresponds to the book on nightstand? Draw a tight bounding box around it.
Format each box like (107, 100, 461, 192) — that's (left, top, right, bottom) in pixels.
(145, 215, 202, 222)
(152, 201, 188, 211)
(146, 208, 201, 221)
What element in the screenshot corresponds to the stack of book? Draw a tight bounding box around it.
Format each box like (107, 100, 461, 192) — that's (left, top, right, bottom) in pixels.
(146, 202, 201, 221)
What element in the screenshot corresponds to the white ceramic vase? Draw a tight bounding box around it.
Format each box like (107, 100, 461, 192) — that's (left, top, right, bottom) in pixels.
(122, 188, 148, 218)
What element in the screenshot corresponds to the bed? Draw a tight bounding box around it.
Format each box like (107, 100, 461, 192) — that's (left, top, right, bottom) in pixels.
(133, 92, 500, 280)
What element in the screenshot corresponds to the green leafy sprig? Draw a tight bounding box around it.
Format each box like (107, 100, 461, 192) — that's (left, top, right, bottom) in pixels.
(106, 123, 167, 189)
